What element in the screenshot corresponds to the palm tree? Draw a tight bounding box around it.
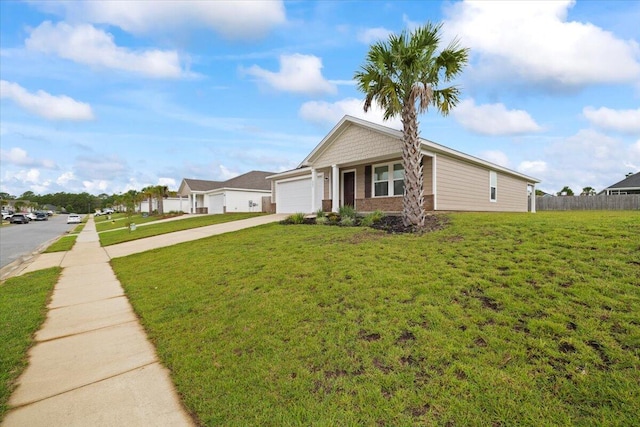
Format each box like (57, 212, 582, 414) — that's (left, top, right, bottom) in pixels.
(141, 186, 154, 215)
(152, 185, 168, 215)
(581, 186, 596, 196)
(354, 23, 468, 228)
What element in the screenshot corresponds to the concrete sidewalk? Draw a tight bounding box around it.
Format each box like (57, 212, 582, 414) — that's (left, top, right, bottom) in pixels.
(3, 213, 286, 426)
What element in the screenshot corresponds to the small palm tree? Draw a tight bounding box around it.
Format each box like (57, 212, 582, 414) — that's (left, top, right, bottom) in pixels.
(152, 185, 168, 215)
(581, 186, 596, 196)
(354, 23, 468, 228)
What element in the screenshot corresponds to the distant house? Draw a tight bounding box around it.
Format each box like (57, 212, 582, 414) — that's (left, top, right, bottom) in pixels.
(267, 115, 540, 214)
(599, 172, 640, 195)
(137, 196, 189, 214)
(178, 170, 273, 214)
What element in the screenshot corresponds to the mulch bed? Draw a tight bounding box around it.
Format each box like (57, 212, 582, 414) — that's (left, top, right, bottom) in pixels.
(282, 214, 448, 234)
(369, 214, 448, 234)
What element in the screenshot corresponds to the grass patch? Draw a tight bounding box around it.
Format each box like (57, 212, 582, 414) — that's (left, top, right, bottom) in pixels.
(111, 211, 640, 426)
(95, 212, 183, 232)
(43, 235, 77, 253)
(0, 268, 61, 420)
(99, 212, 265, 246)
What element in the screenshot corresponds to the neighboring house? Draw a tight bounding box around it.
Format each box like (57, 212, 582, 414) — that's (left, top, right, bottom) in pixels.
(178, 170, 273, 214)
(267, 115, 540, 214)
(138, 196, 189, 213)
(599, 172, 640, 195)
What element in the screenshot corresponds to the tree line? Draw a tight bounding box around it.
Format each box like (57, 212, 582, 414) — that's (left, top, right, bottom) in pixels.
(0, 185, 172, 215)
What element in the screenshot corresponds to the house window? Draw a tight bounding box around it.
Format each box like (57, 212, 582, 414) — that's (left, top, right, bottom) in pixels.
(490, 171, 497, 202)
(373, 162, 405, 197)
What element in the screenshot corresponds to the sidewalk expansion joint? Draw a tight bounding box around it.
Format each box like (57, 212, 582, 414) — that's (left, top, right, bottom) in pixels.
(36, 319, 138, 343)
(48, 294, 126, 311)
(7, 361, 161, 410)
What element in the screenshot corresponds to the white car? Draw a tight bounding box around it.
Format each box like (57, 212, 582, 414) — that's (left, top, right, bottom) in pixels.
(25, 212, 37, 221)
(67, 214, 81, 224)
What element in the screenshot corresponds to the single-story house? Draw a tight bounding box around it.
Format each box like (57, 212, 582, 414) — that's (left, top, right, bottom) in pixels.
(178, 170, 273, 214)
(266, 115, 540, 214)
(599, 172, 640, 195)
(138, 196, 189, 213)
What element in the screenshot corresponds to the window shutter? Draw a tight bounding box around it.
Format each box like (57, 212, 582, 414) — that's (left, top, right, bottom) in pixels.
(364, 165, 371, 198)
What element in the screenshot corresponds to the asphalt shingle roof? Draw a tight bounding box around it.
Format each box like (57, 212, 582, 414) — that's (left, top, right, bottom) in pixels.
(181, 170, 272, 193)
(605, 172, 640, 189)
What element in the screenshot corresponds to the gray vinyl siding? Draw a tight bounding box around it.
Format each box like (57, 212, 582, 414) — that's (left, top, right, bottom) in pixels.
(436, 154, 528, 212)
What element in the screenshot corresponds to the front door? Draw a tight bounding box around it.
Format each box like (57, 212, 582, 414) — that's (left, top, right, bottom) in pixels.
(343, 171, 355, 207)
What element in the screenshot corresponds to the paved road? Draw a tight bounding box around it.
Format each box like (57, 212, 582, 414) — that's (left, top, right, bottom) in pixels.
(0, 215, 78, 268)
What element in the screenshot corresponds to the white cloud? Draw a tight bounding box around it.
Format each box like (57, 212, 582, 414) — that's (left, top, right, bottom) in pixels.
(14, 168, 41, 184)
(158, 177, 176, 188)
(479, 150, 510, 167)
(444, 0, 640, 87)
(583, 107, 640, 134)
(357, 27, 393, 44)
(244, 54, 337, 95)
(0, 146, 58, 168)
(82, 180, 109, 193)
(453, 99, 542, 136)
(43, 0, 286, 40)
(1, 80, 94, 121)
(299, 98, 402, 129)
(56, 171, 75, 185)
(518, 160, 547, 176)
(218, 165, 238, 180)
(25, 22, 186, 78)
(534, 129, 640, 193)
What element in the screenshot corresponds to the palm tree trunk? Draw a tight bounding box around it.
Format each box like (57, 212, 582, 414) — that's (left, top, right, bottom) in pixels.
(401, 104, 426, 229)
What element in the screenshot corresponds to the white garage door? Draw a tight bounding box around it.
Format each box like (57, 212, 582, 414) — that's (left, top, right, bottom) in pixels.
(209, 194, 224, 214)
(276, 175, 323, 214)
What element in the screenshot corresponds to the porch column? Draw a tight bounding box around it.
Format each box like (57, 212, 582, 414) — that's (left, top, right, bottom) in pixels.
(530, 184, 536, 213)
(332, 164, 339, 213)
(191, 194, 196, 214)
(311, 168, 316, 213)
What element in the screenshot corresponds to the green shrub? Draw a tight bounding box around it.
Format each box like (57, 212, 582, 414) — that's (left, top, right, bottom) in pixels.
(361, 210, 385, 227)
(288, 212, 306, 224)
(338, 205, 356, 219)
(316, 216, 328, 225)
(340, 216, 355, 226)
(315, 209, 326, 218)
(326, 212, 340, 223)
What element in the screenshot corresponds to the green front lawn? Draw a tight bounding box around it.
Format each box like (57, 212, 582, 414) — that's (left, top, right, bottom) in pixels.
(99, 212, 265, 246)
(43, 235, 77, 253)
(95, 212, 183, 232)
(111, 211, 640, 426)
(0, 268, 61, 420)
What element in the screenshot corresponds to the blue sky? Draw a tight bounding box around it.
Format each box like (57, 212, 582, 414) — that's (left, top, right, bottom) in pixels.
(1, 0, 639, 197)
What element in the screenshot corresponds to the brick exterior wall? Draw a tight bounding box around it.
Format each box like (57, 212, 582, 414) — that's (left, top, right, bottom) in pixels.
(355, 195, 434, 213)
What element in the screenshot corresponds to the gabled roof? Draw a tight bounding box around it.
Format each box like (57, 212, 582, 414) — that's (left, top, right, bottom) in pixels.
(181, 178, 223, 193)
(222, 170, 272, 191)
(603, 172, 640, 189)
(179, 170, 273, 195)
(294, 115, 540, 184)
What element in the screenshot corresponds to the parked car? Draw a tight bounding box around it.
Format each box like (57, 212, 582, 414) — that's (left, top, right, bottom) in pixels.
(10, 213, 30, 224)
(102, 208, 115, 214)
(35, 212, 49, 221)
(2, 211, 12, 221)
(67, 214, 81, 224)
(25, 212, 37, 221)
